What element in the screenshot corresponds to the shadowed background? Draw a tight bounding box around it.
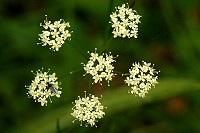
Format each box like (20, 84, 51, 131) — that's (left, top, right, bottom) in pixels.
(1, 0, 200, 133)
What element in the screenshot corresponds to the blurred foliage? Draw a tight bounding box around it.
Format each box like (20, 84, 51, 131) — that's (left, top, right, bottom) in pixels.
(0, 0, 200, 133)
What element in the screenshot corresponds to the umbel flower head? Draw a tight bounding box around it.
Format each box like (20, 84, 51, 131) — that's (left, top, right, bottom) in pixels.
(26, 68, 62, 106)
(110, 3, 141, 38)
(71, 91, 106, 127)
(124, 61, 159, 97)
(37, 15, 73, 51)
(82, 48, 118, 86)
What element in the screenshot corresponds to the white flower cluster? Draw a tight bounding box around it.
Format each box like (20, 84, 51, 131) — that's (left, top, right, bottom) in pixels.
(110, 3, 141, 38)
(26, 69, 62, 106)
(124, 61, 159, 97)
(82, 48, 117, 86)
(38, 15, 73, 51)
(71, 92, 106, 127)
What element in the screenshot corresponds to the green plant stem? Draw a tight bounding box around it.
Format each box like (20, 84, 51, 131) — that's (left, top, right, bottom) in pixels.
(68, 42, 88, 60)
(100, 36, 113, 53)
(103, 0, 114, 40)
(101, 0, 114, 53)
(69, 67, 83, 75)
(56, 118, 61, 133)
(114, 70, 130, 76)
(130, 1, 136, 8)
(57, 67, 83, 81)
(88, 76, 92, 95)
(108, 0, 114, 16)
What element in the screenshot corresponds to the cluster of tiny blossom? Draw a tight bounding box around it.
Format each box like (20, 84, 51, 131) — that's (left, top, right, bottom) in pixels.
(26, 69, 62, 106)
(82, 48, 117, 86)
(124, 61, 159, 97)
(110, 3, 141, 38)
(37, 15, 73, 51)
(71, 92, 106, 127)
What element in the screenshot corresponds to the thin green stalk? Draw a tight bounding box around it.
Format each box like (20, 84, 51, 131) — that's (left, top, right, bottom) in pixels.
(100, 36, 113, 54)
(68, 42, 88, 60)
(101, 0, 114, 53)
(108, 0, 114, 17)
(130, 1, 136, 8)
(114, 70, 130, 76)
(69, 67, 83, 75)
(88, 76, 92, 95)
(103, 0, 114, 40)
(57, 68, 83, 81)
(56, 118, 61, 133)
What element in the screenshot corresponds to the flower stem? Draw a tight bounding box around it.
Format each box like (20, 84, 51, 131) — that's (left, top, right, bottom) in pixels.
(88, 76, 92, 95)
(100, 36, 113, 54)
(114, 70, 130, 76)
(130, 1, 136, 8)
(101, 0, 114, 53)
(68, 42, 88, 60)
(58, 67, 83, 80)
(103, 0, 114, 40)
(56, 118, 62, 133)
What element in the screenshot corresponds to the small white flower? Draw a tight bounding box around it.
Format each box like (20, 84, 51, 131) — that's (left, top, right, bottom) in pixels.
(82, 48, 118, 86)
(110, 3, 141, 38)
(71, 91, 106, 127)
(25, 68, 62, 106)
(37, 15, 73, 51)
(124, 61, 159, 97)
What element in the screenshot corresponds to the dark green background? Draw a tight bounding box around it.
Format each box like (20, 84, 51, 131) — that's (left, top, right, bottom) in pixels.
(1, 0, 200, 132)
